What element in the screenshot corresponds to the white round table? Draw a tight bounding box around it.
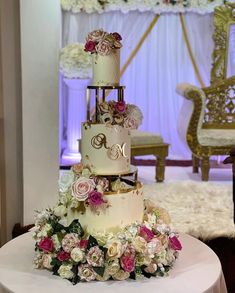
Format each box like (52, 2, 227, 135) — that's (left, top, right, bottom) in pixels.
(0, 233, 227, 293)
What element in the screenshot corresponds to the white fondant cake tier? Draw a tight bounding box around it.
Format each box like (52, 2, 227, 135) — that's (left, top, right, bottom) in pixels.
(92, 50, 120, 86)
(73, 184, 144, 234)
(81, 123, 131, 175)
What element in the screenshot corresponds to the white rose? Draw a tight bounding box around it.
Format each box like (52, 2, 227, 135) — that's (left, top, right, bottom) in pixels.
(51, 234, 61, 251)
(58, 264, 74, 279)
(59, 171, 75, 193)
(133, 236, 147, 253)
(147, 238, 163, 257)
(54, 205, 67, 218)
(71, 247, 85, 263)
(42, 254, 53, 270)
(106, 239, 123, 258)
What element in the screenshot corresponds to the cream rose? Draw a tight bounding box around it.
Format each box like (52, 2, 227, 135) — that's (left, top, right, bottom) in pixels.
(42, 254, 53, 270)
(71, 177, 95, 201)
(144, 263, 157, 274)
(133, 236, 147, 253)
(106, 239, 123, 258)
(113, 269, 130, 281)
(86, 29, 107, 43)
(58, 264, 74, 279)
(96, 39, 112, 56)
(71, 247, 85, 263)
(106, 258, 120, 275)
(78, 264, 96, 282)
(147, 238, 163, 256)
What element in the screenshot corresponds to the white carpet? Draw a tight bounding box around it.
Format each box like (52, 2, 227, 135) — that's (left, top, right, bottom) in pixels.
(144, 181, 235, 240)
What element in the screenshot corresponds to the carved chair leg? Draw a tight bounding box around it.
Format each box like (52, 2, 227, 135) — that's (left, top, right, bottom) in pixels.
(155, 155, 166, 183)
(201, 157, 210, 181)
(192, 154, 199, 173)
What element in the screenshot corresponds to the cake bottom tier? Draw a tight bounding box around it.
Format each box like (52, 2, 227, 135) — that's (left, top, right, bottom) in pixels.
(68, 185, 144, 234)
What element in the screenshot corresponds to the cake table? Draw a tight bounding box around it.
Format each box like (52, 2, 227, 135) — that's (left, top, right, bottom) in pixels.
(0, 233, 227, 293)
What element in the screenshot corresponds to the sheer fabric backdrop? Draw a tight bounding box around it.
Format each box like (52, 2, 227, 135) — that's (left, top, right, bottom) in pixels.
(61, 11, 214, 159)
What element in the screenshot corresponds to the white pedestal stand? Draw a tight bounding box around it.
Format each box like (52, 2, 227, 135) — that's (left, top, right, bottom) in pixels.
(62, 78, 90, 164)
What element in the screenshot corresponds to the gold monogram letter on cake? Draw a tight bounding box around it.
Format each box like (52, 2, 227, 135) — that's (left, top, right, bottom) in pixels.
(107, 143, 127, 160)
(91, 133, 108, 149)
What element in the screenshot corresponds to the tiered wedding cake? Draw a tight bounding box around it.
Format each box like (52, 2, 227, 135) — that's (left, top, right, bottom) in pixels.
(33, 29, 181, 284)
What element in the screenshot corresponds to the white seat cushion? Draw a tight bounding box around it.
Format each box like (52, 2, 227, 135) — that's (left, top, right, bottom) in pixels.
(130, 130, 163, 146)
(199, 129, 235, 146)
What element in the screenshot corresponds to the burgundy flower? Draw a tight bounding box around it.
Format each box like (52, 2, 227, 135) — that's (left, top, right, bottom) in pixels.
(169, 236, 182, 251)
(79, 239, 88, 250)
(57, 250, 70, 261)
(115, 101, 126, 113)
(120, 255, 135, 273)
(87, 190, 105, 207)
(139, 226, 155, 242)
(38, 237, 54, 252)
(112, 32, 122, 41)
(84, 41, 96, 53)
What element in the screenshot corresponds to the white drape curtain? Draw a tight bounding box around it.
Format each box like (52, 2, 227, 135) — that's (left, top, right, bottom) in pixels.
(61, 11, 214, 159)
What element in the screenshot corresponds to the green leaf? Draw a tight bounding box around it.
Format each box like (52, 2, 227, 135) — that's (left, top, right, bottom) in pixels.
(129, 271, 136, 280)
(71, 274, 80, 285)
(99, 246, 108, 258)
(93, 266, 105, 277)
(68, 219, 84, 237)
(87, 235, 98, 249)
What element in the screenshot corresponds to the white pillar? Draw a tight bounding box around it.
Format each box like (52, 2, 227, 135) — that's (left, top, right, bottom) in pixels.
(20, 0, 60, 225)
(62, 78, 90, 162)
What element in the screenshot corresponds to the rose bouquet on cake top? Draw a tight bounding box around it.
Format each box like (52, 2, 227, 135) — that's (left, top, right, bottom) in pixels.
(33, 198, 182, 284)
(94, 100, 143, 129)
(84, 29, 122, 56)
(60, 43, 92, 78)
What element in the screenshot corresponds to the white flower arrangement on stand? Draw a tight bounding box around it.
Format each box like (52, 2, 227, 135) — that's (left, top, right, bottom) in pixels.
(60, 43, 92, 79)
(60, 43, 92, 163)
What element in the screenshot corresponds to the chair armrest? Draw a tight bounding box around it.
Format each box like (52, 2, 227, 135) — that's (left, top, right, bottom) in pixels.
(176, 83, 206, 153)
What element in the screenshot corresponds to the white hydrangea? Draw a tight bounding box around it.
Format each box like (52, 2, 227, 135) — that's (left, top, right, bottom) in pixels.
(59, 43, 92, 79)
(58, 170, 75, 193)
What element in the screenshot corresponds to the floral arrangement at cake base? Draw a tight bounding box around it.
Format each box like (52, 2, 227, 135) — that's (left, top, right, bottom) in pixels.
(33, 200, 182, 284)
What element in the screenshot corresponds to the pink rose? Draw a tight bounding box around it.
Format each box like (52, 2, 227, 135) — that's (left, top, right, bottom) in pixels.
(87, 190, 105, 207)
(169, 236, 182, 251)
(120, 255, 135, 273)
(112, 32, 122, 41)
(84, 41, 96, 53)
(95, 177, 109, 192)
(79, 239, 88, 250)
(96, 39, 112, 56)
(57, 250, 70, 261)
(62, 233, 79, 253)
(72, 177, 95, 201)
(123, 244, 135, 257)
(86, 246, 104, 267)
(38, 237, 54, 252)
(86, 29, 106, 43)
(115, 101, 126, 113)
(139, 226, 155, 242)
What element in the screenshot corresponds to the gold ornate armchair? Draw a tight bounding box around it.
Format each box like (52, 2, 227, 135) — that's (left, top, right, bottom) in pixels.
(177, 77, 235, 180)
(176, 2, 235, 181)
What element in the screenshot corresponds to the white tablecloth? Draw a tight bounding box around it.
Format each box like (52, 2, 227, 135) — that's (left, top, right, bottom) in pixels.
(0, 233, 227, 293)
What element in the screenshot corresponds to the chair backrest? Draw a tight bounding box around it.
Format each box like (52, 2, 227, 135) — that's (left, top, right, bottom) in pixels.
(211, 2, 235, 84)
(202, 76, 235, 129)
